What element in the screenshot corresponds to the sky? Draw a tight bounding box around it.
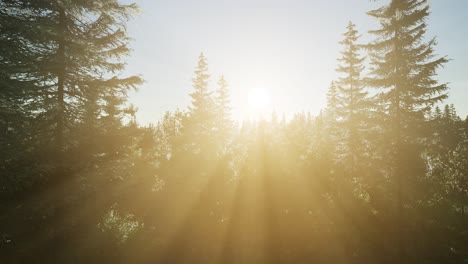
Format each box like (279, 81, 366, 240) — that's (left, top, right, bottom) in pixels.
(123, 0, 468, 124)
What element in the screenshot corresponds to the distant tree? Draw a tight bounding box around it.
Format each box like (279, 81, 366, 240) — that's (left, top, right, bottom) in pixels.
(188, 53, 214, 123)
(325, 81, 339, 118)
(325, 81, 340, 155)
(214, 75, 233, 145)
(184, 53, 217, 157)
(430, 104, 463, 152)
(333, 21, 370, 173)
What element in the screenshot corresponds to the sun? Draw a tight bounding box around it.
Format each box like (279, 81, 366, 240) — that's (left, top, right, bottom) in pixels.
(247, 88, 272, 118)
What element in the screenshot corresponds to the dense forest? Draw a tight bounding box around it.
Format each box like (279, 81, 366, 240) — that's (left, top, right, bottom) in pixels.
(1, 0, 467, 263)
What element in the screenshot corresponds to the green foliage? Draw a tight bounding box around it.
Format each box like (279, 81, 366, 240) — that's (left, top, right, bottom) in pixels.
(1, 1, 467, 263)
(97, 204, 144, 245)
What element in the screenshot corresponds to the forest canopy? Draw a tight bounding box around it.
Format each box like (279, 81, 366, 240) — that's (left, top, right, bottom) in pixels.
(1, 0, 467, 263)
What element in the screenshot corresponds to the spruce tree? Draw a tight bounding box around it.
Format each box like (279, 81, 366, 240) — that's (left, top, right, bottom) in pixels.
(0, 1, 45, 191)
(367, 0, 449, 260)
(334, 21, 370, 171)
(189, 52, 213, 123)
(214, 75, 233, 143)
(0, 1, 142, 260)
(325, 81, 340, 156)
(1, 0, 141, 165)
(185, 52, 216, 156)
(325, 81, 339, 118)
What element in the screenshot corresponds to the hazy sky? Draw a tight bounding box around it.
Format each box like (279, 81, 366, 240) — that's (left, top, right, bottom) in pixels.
(123, 0, 468, 124)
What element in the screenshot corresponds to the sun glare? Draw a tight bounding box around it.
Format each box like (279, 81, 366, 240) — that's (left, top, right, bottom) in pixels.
(247, 88, 272, 118)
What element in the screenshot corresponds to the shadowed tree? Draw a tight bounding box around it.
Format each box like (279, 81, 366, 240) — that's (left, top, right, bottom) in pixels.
(367, 0, 449, 261)
(0, 0, 142, 262)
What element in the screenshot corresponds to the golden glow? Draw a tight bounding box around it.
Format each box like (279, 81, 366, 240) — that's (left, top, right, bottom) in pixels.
(247, 88, 272, 118)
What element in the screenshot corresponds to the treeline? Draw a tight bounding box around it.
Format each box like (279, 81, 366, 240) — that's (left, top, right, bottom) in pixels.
(1, 0, 468, 263)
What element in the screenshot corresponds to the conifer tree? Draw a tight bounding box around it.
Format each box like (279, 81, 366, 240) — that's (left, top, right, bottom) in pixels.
(430, 104, 463, 152)
(1, 0, 141, 164)
(325, 81, 339, 118)
(0, 1, 45, 190)
(213, 75, 233, 153)
(189, 53, 213, 123)
(0, 1, 142, 259)
(215, 75, 232, 133)
(185, 53, 217, 156)
(367, 0, 448, 142)
(367, 0, 449, 260)
(333, 21, 370, 171)
(325, 81, 340, 155)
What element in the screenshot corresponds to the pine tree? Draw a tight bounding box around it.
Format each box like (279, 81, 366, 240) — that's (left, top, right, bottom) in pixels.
(189, 53, 214, 122)
(184, 52, 217, 156)
(0, 1, 142, 259)
(366, 0, 449, 260)
(367, 1, 448, 128)
(433, 105, 442, 119)
(215, 75, 232, 134)
(333, 21, 370, 171)
(2, 0, 141, 163)
(213, 75, 233, 154)
(325, 81, 340, 156)
(434, 104, 463, 152)
(0, 1, 47, 192)
(325, 81, 339, 118)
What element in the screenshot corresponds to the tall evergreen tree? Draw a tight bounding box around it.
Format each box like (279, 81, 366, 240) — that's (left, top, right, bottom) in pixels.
(184, 52, 216, 156)
(367, 0, 448, 128)
(188, 53, 213, 122)
(0, 1, 142, 261)
(326, 25, 373, 248)
(367, 0, 449, 261)
(333, 21, 370, 171)
(0, 0, 47, 192)
(1, 0, 141, 164)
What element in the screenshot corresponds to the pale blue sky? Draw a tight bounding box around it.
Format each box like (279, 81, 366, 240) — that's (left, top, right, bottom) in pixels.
(123, 0, 468, 124)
